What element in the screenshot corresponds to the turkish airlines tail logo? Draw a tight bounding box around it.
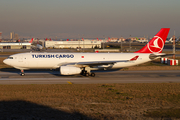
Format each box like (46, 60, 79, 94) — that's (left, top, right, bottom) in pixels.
(147, 36, 164, 53)
(151, 37, 161, 49)
(135, 28, 170, 53)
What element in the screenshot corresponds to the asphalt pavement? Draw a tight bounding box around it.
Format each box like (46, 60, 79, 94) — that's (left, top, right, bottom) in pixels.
(0, 70, 179, 84)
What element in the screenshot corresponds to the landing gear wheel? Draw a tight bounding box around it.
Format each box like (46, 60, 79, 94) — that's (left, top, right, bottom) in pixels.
(85, 73, 89, 77)
(91, 73, 95, 77)
(81, 70, 85, 75)
(20, 73, 25, 76)
(20, 70, 25, 76)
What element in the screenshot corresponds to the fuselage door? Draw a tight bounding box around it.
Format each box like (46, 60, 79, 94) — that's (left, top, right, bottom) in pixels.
(18, 56, 23, 62)
(18, 56, 28, 67)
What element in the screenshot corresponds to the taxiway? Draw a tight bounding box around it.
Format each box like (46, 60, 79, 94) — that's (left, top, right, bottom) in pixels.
(0, 70, 179, 84)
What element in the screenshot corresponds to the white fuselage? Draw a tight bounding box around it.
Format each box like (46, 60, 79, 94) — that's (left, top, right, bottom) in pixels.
(3, 52, 151, 70)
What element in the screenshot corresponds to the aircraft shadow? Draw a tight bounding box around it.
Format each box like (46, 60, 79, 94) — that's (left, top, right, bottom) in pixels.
(0, 100, 93, 120)
(0, 68, 59, 74)
(0, 68, 19, 72)
(0, 68, 86, 78)
(0, 67, 122, 77)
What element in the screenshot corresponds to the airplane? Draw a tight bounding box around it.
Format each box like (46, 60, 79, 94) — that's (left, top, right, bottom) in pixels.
(165, 37, 179, 43)
(29, 38, 43, 51)
(45, 38, 52, 41)
(136, 37, 148, 43)
(3, 28, 170, 77)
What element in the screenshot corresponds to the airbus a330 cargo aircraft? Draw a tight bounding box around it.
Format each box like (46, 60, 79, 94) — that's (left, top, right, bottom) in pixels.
(3, 28, 170, 77)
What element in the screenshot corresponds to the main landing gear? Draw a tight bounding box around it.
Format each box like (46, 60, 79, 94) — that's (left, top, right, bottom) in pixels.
(81, 70, 95, 77)
(20, 70, 25, 76)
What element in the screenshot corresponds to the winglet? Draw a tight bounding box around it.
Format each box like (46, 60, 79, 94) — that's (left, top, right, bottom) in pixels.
(130, 55, 139, 61)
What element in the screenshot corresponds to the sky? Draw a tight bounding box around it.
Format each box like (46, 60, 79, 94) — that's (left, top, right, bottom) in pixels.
(0, 0, 180, 39)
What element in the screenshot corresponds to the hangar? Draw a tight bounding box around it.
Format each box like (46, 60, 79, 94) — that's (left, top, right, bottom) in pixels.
(45, 40, 102, 49)
(0, 43, 32, 49)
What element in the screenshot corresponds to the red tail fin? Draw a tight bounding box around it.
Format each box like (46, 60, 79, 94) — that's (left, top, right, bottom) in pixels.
(135, 28, 170, 53)
(108, 37, 111, 41)
(29, 38, 33, 43)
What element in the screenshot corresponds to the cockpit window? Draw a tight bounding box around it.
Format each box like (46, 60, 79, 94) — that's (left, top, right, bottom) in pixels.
(8, 57, 13, 59)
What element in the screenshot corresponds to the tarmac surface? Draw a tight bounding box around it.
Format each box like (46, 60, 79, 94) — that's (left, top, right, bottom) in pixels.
(0, 70, 180, 84)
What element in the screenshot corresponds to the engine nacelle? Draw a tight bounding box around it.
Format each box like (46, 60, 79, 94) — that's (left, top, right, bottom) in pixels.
(60, 66, 81, 75)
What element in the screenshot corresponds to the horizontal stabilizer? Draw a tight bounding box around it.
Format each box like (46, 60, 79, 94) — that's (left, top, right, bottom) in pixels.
(149, 53, 174, 60)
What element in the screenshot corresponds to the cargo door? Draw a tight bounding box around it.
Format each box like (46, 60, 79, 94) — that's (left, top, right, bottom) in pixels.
(18, 56, 23, 62)
(18, 56, 27, 67)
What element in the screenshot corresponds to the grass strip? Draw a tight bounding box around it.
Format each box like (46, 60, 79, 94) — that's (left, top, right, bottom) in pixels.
(0, 83, 180, 119)
(145, 108, 180, 118)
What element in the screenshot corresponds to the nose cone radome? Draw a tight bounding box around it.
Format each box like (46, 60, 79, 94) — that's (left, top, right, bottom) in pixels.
(3, 59, 9, 65)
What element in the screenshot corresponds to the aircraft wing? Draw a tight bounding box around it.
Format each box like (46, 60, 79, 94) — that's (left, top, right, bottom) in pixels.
(58, 60, 127, 67)
(75, 60, 128, 66)
(58, 55, 139, 67)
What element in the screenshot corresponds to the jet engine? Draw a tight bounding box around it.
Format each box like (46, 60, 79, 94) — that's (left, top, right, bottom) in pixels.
(60, 66, 81, 75)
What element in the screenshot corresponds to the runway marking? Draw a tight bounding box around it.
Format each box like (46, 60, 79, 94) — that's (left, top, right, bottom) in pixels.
(67, 81, 73, 84)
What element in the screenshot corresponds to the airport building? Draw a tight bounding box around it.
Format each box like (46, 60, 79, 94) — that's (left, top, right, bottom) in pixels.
(10, 32, 15, 40)
(45, 40, 102, 49)
(14, 33, 19, 40)
(0, 43, 31, 49)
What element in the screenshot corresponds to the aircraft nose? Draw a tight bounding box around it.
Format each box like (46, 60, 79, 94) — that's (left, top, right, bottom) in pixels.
(3, 59, 9, 65)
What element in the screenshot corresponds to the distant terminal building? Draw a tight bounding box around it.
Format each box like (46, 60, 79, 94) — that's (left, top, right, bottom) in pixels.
(45, 39, 102, 49)
(129, 37, 137, 41)
(107, 37, 126, 42)
(109, 37, 118, 42)
(0, 43, 31, 49)
(118, 37, 126, 42)
(138, 37, 147, 40)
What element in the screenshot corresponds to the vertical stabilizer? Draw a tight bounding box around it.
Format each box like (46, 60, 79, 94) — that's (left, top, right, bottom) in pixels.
(29, 38, 33, 43)
(135, 28, 170, 53)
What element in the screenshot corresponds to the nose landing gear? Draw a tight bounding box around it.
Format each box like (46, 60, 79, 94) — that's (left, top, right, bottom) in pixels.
(20, 70, 25, 76)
